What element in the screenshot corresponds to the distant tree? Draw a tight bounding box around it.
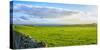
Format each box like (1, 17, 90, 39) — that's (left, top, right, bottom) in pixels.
(92, 23, 97, 25)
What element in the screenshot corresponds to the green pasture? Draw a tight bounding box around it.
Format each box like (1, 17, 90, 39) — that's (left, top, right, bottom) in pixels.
(13, 25, 97, 47)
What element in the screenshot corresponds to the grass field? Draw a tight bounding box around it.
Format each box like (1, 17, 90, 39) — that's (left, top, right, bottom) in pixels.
(13, 25, 97, 47)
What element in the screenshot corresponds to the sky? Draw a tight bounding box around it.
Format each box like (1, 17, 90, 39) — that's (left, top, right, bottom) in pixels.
(11, 1, 98, 25)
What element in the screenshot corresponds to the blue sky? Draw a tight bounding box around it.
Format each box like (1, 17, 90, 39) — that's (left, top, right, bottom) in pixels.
(13, 1, 96, 12)
(11, 1, 97, 25)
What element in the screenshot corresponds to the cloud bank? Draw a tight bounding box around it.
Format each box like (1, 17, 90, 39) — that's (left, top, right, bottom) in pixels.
(12, 3, 97, 25)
